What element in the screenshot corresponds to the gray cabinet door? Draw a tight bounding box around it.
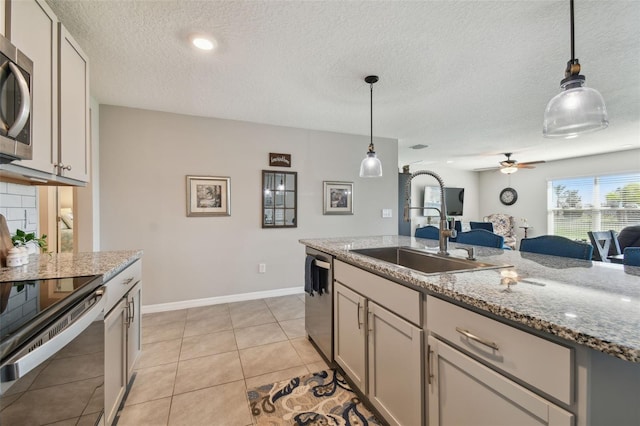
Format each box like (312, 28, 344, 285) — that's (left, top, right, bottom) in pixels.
(334, 281, 366, 392)
(58, 24, 90, 182)
(10, 0, 58, 174)
(126, 282, 142, 378)
(367, 301, 423, 426)
(104, 298, 127, 426)
(428, 335, 573, 426)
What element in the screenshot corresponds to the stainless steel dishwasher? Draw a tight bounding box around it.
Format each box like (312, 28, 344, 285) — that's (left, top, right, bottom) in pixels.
(304, 247, 333, 363)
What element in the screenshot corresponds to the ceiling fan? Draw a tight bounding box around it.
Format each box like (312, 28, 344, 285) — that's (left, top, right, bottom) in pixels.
(498, 153, 545, 174)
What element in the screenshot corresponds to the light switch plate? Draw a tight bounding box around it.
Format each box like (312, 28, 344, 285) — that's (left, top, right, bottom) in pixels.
(382, 209, 392, 218)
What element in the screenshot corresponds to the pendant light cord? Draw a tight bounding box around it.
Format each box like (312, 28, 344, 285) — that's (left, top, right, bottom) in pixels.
(369, 81, 374, 151)
(570, 0, 575, 61)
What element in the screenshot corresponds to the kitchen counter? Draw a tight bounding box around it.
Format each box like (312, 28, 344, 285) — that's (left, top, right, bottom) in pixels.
(300, 235, 640, 363)
(0, 250, 143, 283)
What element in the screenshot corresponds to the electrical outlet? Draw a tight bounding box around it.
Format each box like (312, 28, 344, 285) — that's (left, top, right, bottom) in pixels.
(259, 263, 266, 273)
(382, 209, 393, 218)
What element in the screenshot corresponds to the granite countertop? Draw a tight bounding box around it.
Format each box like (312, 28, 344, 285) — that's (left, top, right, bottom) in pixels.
(300, 235, 640, 363)
(0, 250, 143, 283)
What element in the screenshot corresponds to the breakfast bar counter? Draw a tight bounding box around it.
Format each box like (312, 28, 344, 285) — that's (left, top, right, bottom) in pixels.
(301, 235, 640, 363)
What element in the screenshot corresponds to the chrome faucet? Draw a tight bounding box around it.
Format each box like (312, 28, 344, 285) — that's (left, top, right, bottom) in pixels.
(403, 170, 456, 255)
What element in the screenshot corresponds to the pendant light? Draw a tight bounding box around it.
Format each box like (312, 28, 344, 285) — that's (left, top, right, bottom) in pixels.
(359, 75, 383, 177)
(543, 0, 608, 138)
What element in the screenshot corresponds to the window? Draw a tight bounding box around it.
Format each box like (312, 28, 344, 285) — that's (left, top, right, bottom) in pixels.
(548, 173, 640, 240)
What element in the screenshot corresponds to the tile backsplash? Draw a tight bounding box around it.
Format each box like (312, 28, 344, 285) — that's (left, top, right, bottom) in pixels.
(0, 182, 38, 236)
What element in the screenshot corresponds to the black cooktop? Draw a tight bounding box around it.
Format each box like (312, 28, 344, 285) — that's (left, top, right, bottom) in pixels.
(0, 275, 103, 361)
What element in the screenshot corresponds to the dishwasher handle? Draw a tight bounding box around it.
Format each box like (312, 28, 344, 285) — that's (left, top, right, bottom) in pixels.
(313, 259, 331, 270)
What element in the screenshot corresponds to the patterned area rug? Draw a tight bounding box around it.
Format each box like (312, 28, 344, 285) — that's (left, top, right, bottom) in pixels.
(247, 368, 382, 425)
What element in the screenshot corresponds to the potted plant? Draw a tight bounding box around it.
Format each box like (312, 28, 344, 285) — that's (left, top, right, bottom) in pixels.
(12, 229, 48, 254)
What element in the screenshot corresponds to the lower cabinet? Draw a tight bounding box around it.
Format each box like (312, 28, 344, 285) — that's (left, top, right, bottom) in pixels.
(104, 298, 127, 426)
(103, 261, 142, 425)
(427, 335, 574, 426)
(334, 281, 423, 426)
(126, 282, 142, 379)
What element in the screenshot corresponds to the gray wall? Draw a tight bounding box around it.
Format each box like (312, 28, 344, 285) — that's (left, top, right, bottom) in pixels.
(99, 106, 398, 307)
(478, 149, 640, 242)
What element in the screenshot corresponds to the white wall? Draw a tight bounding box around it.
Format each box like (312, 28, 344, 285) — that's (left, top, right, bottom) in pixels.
(99, 106, 398, 306)
(478, 149, 640, 242)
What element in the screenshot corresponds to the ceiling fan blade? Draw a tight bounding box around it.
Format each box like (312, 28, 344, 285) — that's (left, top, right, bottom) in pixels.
(519, 160, 546, 166)
(517, 164, 536, 169)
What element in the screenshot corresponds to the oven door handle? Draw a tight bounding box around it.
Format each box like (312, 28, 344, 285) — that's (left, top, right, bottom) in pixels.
(0, 287, 105, 384)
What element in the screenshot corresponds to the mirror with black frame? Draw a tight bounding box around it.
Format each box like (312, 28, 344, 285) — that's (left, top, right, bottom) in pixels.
(262, 170, 297, 228)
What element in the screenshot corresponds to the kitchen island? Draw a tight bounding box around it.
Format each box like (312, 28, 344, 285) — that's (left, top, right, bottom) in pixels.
(301, 235, 640, 426)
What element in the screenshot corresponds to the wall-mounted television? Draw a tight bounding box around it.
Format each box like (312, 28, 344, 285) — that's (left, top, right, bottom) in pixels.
(424, 186, 465, 217)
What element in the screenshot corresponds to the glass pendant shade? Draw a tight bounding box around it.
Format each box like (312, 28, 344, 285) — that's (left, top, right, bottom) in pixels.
(359, 151, 383, 177)
(500, 166, 518, 174)
(543, 76, 609, 138)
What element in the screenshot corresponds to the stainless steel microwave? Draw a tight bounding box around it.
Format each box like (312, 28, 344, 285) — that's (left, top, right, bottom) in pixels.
(0, 34, 33, 163)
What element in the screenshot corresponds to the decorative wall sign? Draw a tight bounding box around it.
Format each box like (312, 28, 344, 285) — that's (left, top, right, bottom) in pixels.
(186, 175, 231, 216)
(323, 181, 354, 215)
(269, 153, 292, 167)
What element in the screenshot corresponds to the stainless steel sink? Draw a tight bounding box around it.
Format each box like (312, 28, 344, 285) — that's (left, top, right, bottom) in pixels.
(350, 246, 506, 274)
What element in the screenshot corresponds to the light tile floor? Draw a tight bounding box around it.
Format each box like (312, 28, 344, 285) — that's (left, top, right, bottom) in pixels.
(116, 294, 329, 426)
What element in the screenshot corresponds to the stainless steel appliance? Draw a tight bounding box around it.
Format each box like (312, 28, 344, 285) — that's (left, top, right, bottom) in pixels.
(305, 247, 333, 363)
(0, 33, 33, 163)
(0, 275, 105, 425)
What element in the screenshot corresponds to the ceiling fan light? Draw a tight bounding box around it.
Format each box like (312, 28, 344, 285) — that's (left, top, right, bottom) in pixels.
(500, 166, 518, 174)
(543, 75, 609, 138)
(360, 151, 383, 178)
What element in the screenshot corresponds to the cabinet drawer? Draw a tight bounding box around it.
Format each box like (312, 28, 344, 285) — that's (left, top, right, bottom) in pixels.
(335, 260, 421, 326)
(105, 260, 142, 312)
(427, 296, 573, 405)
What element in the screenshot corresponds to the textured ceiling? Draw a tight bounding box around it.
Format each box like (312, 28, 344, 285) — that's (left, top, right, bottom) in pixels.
(46, 0, 640, 171)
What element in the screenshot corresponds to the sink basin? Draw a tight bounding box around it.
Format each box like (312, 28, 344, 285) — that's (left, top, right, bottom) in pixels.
(350, 246, 506, 274)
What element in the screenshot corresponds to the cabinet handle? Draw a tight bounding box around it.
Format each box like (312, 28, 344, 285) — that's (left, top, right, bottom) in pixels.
(356, 302, 362, 330)
(130, 296, 135, 324)
(427, 344, 434, 385)
(455, 327, 499, 351)
(122, 277, 134, 286)
(367, 311, 373, 333)
(124, 301, 131, 326)
(55, 163, 72, 171)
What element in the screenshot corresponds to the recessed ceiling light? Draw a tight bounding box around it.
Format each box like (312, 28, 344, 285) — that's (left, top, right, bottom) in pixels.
(191, 35, 216, 51)
(410, 144, 428, 150)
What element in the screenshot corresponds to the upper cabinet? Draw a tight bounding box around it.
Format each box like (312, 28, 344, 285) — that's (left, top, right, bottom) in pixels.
(10, 0, 58, 175)
(58, 25, 89, 182)
(4, 0, 89, 185)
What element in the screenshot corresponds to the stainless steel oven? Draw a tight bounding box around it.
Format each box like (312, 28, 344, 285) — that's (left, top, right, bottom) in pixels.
(0, 276, 105, 425)
(0, 33, 33, 163)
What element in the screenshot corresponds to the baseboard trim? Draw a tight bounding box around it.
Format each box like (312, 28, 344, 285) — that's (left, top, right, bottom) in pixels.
(141, 286, 304, 314)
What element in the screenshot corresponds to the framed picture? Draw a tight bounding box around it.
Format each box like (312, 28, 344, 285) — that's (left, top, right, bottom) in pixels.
(186, 175, 231, 217)
(323, 181, 353, 215)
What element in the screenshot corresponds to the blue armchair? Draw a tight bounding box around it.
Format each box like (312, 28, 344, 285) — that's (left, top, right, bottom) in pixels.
(623, 247, 640, 267)
(520, 235, 593, 260)
(415, 225, 440, 240)
(470, 221, 494, 232)
(456, 229, 505, 248)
